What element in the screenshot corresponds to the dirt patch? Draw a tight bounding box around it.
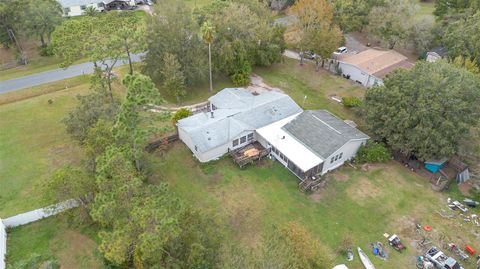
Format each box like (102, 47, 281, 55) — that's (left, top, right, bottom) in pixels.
(48, 144, 83, 169)
(256, 159, 273, 168)
(309, 191, 325, 202)
(346, 176, 382, 204)
(210, 172, 223, 184)
(52, 229, 101, 269)
(214, 181, 265, 246)
(458, 181, 474, 196)
(330, 172, 349, 182)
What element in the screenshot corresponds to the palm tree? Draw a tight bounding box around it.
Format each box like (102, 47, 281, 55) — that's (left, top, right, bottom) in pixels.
(84, 6, 98, 16)
(201, 21, 214, 92)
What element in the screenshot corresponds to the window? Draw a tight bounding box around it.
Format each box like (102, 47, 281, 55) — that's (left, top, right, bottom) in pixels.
(247, 133, 254, 141)
(339, 152, 343, 159)
(330, 157, 334, 163)
(334, 155, 339, 161)
(80, 5, 87, 10)
(232, 139, 239, 147)
(63, 7, 71, 14)
(240, 136, 246, 144)
(194, 145, 198, 151)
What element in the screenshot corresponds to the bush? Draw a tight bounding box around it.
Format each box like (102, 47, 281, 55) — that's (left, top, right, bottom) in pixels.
(355, 142, 391, 163)
(38, 44, 54, 56)
(10, 253, 59, 269)
(342, 96, 362, 108)
(230, 60, 251, 86)
(172, 108, 192, 124)
(231, 72, 250, 86)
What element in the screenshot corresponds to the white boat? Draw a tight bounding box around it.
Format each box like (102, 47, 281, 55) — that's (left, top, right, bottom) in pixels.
(358, 247, 376, 269)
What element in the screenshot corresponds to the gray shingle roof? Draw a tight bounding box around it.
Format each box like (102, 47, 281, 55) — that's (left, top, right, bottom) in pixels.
(178, 88, 302, 153)
(283, 110, 369, 159)
(430, 47, 448, 57)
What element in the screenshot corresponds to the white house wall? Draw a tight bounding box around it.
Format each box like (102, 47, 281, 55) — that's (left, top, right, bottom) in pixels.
(178, 127, 202, 160)
(179, 128, 255, 163)
(198, 144, 230, 163)
(321, 139, 367, 174)
(338, 62, 382, 87)
(62, 0, 136, 17)
(63, 4, 104, 16)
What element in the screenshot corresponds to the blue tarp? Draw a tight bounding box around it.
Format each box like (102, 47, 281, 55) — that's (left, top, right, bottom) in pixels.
(424, 159, 447, 173)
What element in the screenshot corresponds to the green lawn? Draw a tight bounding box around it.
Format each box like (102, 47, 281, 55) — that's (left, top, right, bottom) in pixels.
(255, 58, 365, 122)
(0, 82, 90, 217)
(159, 75, 234, 106)
(417, 1, 435, 19)
(149, 143, 480, 269)
(6, 215, 102, 268)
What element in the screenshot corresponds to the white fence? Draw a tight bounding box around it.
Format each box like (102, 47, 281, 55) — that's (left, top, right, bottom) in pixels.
(2, 200, 78, 228)
(0, 199, 79, 269)
(0, 219, 6, 269)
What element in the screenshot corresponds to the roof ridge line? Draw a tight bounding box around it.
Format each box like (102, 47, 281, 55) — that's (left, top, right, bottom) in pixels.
(311, 114, 342, 135)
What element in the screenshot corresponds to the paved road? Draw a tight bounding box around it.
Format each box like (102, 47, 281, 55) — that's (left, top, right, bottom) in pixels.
(0, 53, 145, 94)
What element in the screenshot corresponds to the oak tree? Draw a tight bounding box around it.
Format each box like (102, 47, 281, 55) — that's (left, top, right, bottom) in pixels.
(288, 0, 343, 67)
(364, 61, 480, 160)
(367, 0, 418, 49)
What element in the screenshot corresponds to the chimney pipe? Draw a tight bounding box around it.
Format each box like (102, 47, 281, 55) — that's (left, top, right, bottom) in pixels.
(210, 111, 214, 118)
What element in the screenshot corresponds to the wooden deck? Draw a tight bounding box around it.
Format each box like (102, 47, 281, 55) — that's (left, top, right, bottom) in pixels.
(231, 142, 269, 168)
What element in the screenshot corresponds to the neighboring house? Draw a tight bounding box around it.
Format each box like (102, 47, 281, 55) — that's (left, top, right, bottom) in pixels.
(57, 0, 136, 16)
(178, 88, 369, 180)
(337, 49, 413, 87)
(426, 47, 448, 63)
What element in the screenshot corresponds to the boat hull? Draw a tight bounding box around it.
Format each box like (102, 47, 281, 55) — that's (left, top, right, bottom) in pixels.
(358, 247, 376, 269)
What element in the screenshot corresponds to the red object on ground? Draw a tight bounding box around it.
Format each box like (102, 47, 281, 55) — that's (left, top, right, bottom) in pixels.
(465, 245, 475, 255)
(423, 225, 432, 231)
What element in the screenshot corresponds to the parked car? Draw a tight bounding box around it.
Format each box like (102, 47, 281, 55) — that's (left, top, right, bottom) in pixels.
(299, 51, 318, 60)
(334, 46, 348, 55)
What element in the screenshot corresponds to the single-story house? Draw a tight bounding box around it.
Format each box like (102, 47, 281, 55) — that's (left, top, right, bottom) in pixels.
(178, 88, 369, 180)
(57, 0, 136, 16)
(177, 88, 303, 163)
(337, 49, 413, 87)
(426, 47, 448, 63)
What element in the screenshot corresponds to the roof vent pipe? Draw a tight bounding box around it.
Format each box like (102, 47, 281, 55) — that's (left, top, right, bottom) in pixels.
(211, 111, 214, 118)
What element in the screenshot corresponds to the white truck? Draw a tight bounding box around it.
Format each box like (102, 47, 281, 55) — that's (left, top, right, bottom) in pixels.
(425, 247, 464, 269)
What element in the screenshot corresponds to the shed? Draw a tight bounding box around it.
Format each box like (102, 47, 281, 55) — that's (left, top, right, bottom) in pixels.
(426, 47, 448, 63)
(448, 156, 470, 183)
